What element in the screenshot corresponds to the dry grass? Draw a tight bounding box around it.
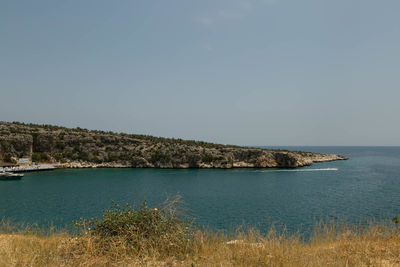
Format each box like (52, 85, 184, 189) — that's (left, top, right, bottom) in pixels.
(1, 222, 400, 267)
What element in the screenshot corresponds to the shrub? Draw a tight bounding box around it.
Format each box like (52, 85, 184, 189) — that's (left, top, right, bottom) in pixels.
(3, 154, 12, 163)
(63, 151, 73, 158)
(118, 153, 131, 161)
(54, 153, 63, 161)
(106, 153, 119, 162)
(14, 143, 26, 152)
(75, 197, 193, 255)
(187, 154, 200, 167)
(56, 142, 65, 150)
(201, 154, 215, 163)
(0, 140, 7, 149)
(96, 142, 104, 147)
(78, 151, 90, 161)
(40, 153, 50, 161)
(92, 156, 103, 164)
(32, 152, 41, 162)
(150, 151, 171, 164)
(73, 145, 81, 153)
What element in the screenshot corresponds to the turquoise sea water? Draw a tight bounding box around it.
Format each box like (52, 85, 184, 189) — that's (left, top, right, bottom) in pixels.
(1, 147, 400, 233)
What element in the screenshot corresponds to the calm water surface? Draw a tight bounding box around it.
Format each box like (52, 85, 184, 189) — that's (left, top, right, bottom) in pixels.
(1, 147, 400, 233)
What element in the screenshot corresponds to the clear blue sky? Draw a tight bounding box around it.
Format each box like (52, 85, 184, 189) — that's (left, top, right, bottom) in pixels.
(1, 0, 399, 146)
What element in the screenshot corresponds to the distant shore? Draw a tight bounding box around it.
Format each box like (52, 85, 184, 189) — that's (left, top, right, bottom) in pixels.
(0, 121, 347, 170)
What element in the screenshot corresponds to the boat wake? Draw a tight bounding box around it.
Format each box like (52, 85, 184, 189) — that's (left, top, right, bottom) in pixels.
(259, 168, 338, 172)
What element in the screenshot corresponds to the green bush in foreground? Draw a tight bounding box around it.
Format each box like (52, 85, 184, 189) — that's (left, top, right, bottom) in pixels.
(75, 197, 194, 255)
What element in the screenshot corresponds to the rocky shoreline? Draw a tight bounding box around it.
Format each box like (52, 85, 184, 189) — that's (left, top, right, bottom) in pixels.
(53, 151, 346, 169)
(0, 122, 347, 169)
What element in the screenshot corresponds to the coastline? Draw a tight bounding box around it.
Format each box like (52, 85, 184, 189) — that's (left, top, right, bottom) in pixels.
(1, 153, 347, 172)
(54, 152, 347, 169)
(0, 122, 348, 171)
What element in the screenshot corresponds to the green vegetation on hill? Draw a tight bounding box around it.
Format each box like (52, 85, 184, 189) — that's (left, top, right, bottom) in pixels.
(0, 121, 345, 168)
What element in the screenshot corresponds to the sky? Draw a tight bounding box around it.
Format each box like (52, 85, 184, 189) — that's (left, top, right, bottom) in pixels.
(1, 0, 399, 146)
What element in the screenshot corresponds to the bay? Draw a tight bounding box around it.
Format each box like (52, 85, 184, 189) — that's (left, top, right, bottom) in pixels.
(1, 146, 399, 233)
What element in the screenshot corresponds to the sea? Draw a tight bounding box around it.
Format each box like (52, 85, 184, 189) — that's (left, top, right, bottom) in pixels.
(1, 146, 400, 234)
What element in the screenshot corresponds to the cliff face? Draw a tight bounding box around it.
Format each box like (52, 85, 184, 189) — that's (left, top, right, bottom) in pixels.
(0, 122, 346, 168)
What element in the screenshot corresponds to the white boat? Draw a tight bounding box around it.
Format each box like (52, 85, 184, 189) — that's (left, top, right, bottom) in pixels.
(0, 171, 23, 180)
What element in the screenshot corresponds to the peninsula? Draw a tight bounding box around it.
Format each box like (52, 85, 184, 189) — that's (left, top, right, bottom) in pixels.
(0, 122, 346, 169)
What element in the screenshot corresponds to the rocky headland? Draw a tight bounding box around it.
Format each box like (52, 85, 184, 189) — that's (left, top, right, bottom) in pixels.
(0, 121, 347, 169)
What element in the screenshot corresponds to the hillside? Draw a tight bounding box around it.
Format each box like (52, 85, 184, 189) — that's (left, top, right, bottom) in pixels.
(0, 121, 346, 168)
